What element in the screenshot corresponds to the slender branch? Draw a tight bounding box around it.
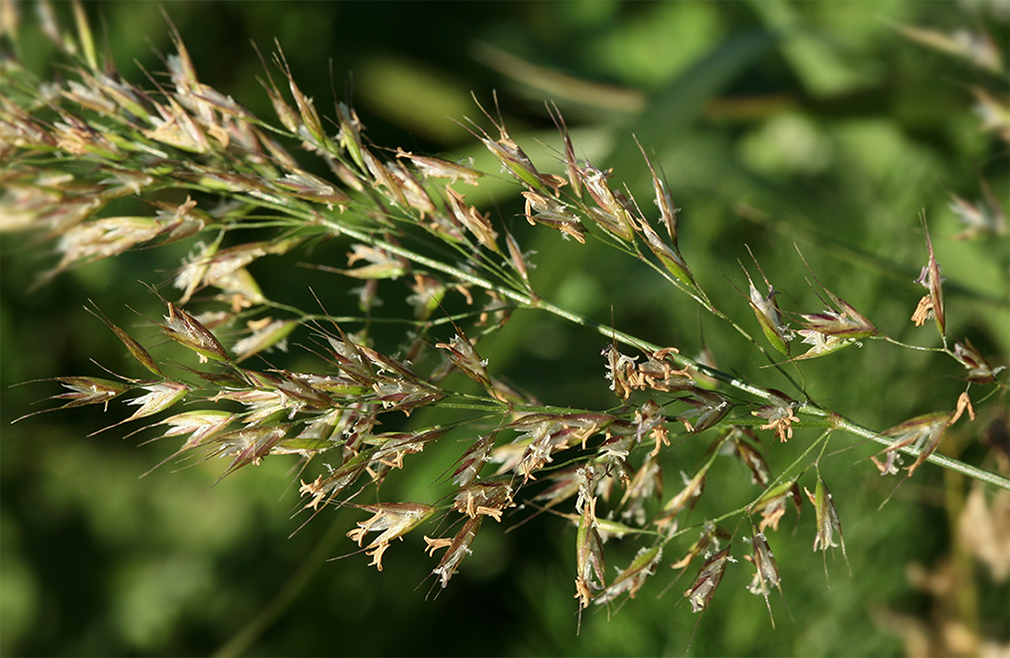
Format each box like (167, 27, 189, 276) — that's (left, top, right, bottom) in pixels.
(316, 215, 1010, 492)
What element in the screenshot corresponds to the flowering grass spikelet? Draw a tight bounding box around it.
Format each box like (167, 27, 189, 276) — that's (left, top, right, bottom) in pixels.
(346, 502, 436, 572)
(656, 458, 711, 528)
(153, 409, 235, 453)
(745, 529, 784, 628)
(426, 516, 482, 589)
(805, 477, 850, 578)
(435, 328, 492, 392)
(158, 300, 231, 364)
(684, 546, 733, 613)
(86, 302, 163, 377)
(752, 389, 800, 442)
(910, 215, 946, 339)
(595, 545, 663, 605)
(574, 493, 607, 610)
(671, 525, 728, 570)
(953, 339, 1004, 385)
(749, 479, 802, 533)
(879, 411, 954, 477)
(232, 318, 299, 362)
(451, 433, 497, 487)
(120, 381, 190, 424)
(740, 250, 790, 355)
(12, 376, 130, 423)
(733, 429, 772, 487)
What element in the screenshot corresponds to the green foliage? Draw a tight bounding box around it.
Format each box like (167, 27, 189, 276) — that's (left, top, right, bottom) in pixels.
(2, 1, 1008, 656)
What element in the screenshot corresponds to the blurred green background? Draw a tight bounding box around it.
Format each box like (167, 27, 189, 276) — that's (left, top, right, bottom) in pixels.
(2, 1, 1008, 656)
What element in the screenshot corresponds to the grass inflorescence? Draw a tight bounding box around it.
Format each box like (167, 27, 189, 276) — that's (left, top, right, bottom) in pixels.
(2, 1, 1007, 641)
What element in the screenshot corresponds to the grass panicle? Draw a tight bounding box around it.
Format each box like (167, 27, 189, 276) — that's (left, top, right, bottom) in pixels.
(2, 2, 1007, 641)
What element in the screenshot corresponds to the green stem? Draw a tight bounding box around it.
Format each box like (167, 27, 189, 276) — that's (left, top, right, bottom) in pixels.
(316, 215, 1010, 492)
(212, 516, 349, 657)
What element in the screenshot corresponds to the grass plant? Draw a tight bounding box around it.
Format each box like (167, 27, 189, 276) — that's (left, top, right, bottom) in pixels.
(2, 2, 1007, 655)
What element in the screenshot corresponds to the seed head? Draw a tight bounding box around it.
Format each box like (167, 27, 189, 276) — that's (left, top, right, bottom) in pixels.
(521, 190, 585, 243)
(636, 214, 695, 288)
(275, 169, 351, 210)
(86, 302, 163, 377)
(798, 296, 876, 340)
(655, 460, 711, 528)
(154, 409, 235, 453)
(122, 380, 189, 423)
(468, 94, 557, 194)
(671, 525, 728, 570)
(341, 243, 407, 280)
(675, 388, 731, 434)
